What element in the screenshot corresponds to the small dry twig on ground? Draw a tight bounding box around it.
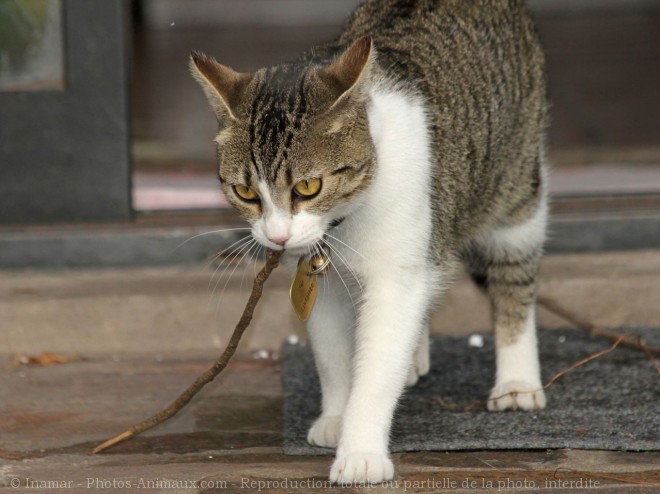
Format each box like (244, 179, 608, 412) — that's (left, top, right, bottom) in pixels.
(93, 248, 283, 454)
(434, 294, 660, 410)
(432, 333, 630, 411)
(537, 294, 660, 375)
(540, 333, 628, 388)
(486, 332, 631, 405)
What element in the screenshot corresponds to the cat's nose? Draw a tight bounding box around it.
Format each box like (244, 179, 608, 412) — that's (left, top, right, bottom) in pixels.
(268, 235, 289, 247)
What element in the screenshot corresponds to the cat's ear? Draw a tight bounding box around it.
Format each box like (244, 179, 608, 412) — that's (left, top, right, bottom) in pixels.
(320, 36, 374, 110)
(190, 51, 251, 120)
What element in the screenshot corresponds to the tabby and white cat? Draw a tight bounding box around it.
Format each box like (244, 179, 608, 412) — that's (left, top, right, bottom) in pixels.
(191, 0, 547, 483)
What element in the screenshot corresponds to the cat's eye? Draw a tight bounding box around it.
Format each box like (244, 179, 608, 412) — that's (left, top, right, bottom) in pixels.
(233, 184, 259, 202)
(293, 178, 322, 199)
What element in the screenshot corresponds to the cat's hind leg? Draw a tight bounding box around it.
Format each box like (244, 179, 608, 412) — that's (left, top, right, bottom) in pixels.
(466, 199, 548, 411)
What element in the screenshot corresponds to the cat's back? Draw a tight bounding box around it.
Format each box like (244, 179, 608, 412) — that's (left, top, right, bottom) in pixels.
(342, 0, 542, 59)
(341, 0, 544, 105)
(342, 0, 547, 241)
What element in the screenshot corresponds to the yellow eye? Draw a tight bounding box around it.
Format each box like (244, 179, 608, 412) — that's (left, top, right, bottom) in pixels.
(293, 178, 322, 198)
(233, 184, 258, 201)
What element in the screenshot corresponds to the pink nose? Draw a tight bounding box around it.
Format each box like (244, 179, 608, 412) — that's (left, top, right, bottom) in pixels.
(268, 236, 289, 247)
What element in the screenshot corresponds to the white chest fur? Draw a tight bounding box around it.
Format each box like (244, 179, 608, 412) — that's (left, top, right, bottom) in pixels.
(336, 88, 434, 277)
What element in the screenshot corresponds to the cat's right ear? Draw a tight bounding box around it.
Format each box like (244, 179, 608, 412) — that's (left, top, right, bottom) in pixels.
(189, 51, 251, 121)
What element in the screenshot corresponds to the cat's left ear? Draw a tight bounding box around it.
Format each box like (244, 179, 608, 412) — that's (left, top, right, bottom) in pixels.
(320, 36, 374, 111)
(189, 51, 252, 121)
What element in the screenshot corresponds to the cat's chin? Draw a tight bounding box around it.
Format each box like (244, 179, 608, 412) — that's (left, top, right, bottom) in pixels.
(252, 241, 311, 257)
(280, 245, 315, 257)
(277, 236, 326, 257)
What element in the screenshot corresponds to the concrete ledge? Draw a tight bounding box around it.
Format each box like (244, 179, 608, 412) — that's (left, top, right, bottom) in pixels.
(0, 224, 246, 269)
(2, 213, 660, 269)
(3, 250, 659, 358)
(546, 213, 660, 253)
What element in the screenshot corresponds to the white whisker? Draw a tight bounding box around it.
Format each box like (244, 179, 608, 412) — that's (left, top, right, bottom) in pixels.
(207, 236, 253, 290)
(324, 232, 365, 260)
(253, 245, 264, 279)
(241, 242, 263, 293)
(205, 235, 253, 270)
(173, 227, 252, 252)
(312, 241, 328, 307)
(327, 253, 358, 311)
(215, 240, 260, 312)
(209, 237, 255, 299)
(323, 239, 364, 294)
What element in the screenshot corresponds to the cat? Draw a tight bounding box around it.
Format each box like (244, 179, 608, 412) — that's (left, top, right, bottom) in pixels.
(191, 0, 547, 484)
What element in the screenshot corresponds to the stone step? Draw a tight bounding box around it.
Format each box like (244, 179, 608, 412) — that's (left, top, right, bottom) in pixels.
(2, 250, 659, 358)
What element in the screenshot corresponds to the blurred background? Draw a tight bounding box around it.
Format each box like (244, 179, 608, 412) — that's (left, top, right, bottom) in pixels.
(1, 0, 660, 267)
(131, 0, 660, 208)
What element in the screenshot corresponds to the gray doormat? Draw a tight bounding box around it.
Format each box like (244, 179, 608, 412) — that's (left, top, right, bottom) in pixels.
(282, 328, 660, 455)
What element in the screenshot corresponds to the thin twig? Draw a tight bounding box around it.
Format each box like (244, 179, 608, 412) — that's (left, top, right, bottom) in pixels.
(434, 334, 630, 411)
(540, 334, 627, 389)
(437, 300, 660, 411)
(538, 294, 660, 375)
(486, 333, 629, 405)
(537, 295, 660, 356)
(486, 292, 660, 405)
(93, 249, 283, 454)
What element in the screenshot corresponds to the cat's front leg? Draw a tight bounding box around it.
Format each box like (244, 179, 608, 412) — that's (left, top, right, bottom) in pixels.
(406, 322, 430, 387)
(305, 269, 356, 448)
(330, 268, 433, 483)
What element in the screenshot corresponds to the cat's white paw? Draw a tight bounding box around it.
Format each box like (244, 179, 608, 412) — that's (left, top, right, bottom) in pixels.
(330, 452, 394, 484)
(406, 335, 431, 386)
(488, 380, 546, 411)
(307, 416, 341, 448)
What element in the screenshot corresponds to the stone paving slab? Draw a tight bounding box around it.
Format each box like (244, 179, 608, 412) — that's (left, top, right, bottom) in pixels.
(1, 356, 658, 493)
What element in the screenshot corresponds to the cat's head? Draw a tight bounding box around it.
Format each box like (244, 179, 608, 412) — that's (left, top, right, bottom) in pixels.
(190, 37, 375, 255)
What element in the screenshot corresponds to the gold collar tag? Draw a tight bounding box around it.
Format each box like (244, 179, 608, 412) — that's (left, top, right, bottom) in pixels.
(290, 257, 318, 321)
(289, 253, 329, 321)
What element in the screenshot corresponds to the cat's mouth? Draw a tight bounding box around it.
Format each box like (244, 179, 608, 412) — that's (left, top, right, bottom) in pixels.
(255, 217, 345, 255)
(277, 223, 344, 256)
